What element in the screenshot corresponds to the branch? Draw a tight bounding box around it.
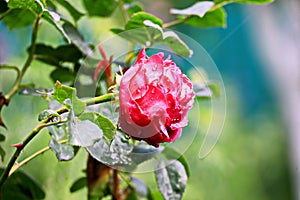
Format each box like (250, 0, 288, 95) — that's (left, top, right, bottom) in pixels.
(5, 13, 42, 100)
(8, 139, 68, 176)
(0, 119, 65, 189)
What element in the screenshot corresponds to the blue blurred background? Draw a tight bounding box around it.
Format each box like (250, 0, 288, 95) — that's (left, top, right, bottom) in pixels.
(1, 0, 299, 199)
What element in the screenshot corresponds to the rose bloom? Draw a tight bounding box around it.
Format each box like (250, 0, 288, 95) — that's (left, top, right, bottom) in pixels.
(118, 48, 194, 147)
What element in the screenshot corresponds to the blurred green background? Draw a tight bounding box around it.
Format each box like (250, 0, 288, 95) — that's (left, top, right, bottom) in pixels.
(0, 0, 297, 199)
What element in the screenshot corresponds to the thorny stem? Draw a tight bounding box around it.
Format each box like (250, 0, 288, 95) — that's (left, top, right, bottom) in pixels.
(9, 139, 68, 176)
(0, 92, 117, 189)
(5, 13, 42, 100)
(0, 119, 65, 189)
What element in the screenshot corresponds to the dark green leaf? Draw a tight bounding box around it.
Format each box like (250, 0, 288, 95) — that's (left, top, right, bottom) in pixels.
(69, 110, 102, 147)
(193, 81, 221, 99)
(70, 177, 87, 193)
(170, 1, 214, 18)
(162, 147, 190, 177)
(83, 0, 119, 17)
(1, 9, 35, 30)
(32, 43, 83, 67)
(0, 1, 8, 13)
(56, 0, 84, 22)
(50, 68, 75, 83)
(0, 133, 5, 141)
(183, 7, 227, 28)
(49, 139, 74, 161)
(62, 22, 93, 55)
(0, 168, 46, 199)
(53, 81, 86, 115)
(0, 145, 5, 162)
(155, 160, 188, 200)
(123, 0, 134, 3)
(149, 190, 164, 200)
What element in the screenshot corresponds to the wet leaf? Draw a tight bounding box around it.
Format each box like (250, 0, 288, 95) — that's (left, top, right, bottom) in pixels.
(155, 160, 188, 200)
(49, 139, 74, 161)
(162, 147, 190, 177)
(69, 110, 102, 147)
(0, 168, 46, 199)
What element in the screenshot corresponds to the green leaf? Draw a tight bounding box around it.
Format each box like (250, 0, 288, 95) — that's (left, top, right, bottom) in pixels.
(79, 112, 116, 145)
(162, 147, 190, 177)
(125, 12, 163, 29)
(0, 168, 46, 199)
(125, 3, 143, 16)
(1, 9, 35, 30)
(53, 81, 86, 115)
(170, 1, 214, 18)
(47, 125, 67, 140)
(183, 7, 227, 28)
(129, 144, 163, 166)
(83, 0, 119, 17)
(56, 0, 84, 22)
(112, 16, 192, 57)
(49, 139, 74, 161)
(70, 177, 87, 193)
(0, 133, 5, 141)
(0, 1, 8, 13)
(50, 68, 75, 83)
(214, 0, 274, 6)
(193, 81, 221, 99)
(86, 132, 132, 166)
(155, 160, 188, 200)
(31, 43, 83, 67)
(69, 110, 102, 147)
(0, 145, 5, 162)
(62, 22, 93, 55)
(8, 0, 36, 9)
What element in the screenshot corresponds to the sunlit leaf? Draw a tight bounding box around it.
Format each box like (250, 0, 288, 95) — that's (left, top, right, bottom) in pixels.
(7, 0, 36, 10)
(0, 168, 46, 199)
(170, 1, 214, 18)
(53, 81, 86, 115)
(155, 160, 188, 200)
(183, 7, 227, 28)
(125, 2, 143, 16)
(214, 0, 274, 6)
(83, 0, 119, 17)
(49, 139, 74, 161)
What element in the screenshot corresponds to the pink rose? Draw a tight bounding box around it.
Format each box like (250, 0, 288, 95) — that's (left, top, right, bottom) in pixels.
(118, 48, 194, 147)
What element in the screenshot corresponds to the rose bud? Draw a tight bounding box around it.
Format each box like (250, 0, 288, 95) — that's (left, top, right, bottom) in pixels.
(118, 48, 194, 147)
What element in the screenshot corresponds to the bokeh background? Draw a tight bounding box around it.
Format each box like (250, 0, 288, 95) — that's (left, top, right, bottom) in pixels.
(0, 0, 299, 199)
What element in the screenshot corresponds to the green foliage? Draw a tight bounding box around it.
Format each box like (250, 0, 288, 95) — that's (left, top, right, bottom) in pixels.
(170, 1, 214, 18)
(55, 0, 84, 22)
(70, 177, 87, 193)
(1, 9, 35, 30)
(125, 3, 143, 16)
(214, 0, 274, 6)
(155, 160, 188, 200)
(83, 0, 119, 17)
(7, 0, 36, 10)
(0, 168, 45, 199)
(53, 81, 86, 115)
